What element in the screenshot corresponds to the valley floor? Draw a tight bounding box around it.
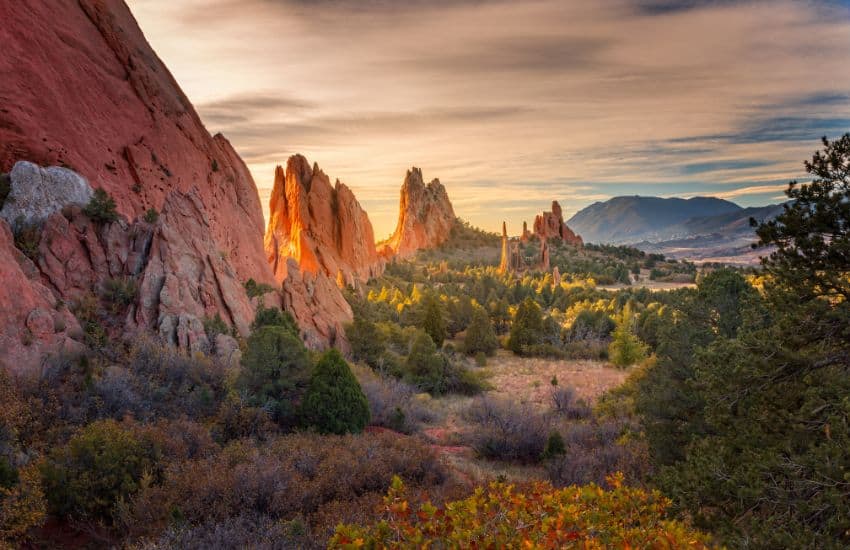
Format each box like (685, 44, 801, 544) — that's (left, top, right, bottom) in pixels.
(416, 351, 627, 484)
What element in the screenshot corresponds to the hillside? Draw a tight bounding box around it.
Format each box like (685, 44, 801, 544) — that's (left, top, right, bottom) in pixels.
(566, 196, 741, 244)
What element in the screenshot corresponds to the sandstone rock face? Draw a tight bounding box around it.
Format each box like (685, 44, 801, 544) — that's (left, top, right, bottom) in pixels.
(265, 155, 384, 287)
(278, 258, 352, 352)
(0, 162, 93, 226)
(0, 0, 351, 373)
(379, 167, 456, 258)
(532, 201, 583, 246)
(0, 221, 83, 376)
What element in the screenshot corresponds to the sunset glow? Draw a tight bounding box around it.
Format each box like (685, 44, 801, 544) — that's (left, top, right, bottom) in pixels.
(127, 0, 850, 236)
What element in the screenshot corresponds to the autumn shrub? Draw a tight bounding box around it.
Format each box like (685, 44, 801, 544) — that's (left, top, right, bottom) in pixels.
(300, 349, 370, 435)
(562, 339, 609, 360)
(210, 395, 278, 444)
(354, 367, 440, 434)
(120, 432, 450, 545)
(41, 419, 161, 523)
(0, 464, 47, 545)
(551, 386, 592, 420)
(461, 397, 551, 462)
(135, 512, 310, 550)
(94, 337, 229, 421)
(331, 473, 712, 549)
(545, 421, 650, 487)
(566, 308, 615, 341)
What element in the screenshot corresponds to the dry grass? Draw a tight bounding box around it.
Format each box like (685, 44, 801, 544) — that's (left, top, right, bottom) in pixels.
(482, 350, 628, 408)
(420, 352, 630, 484)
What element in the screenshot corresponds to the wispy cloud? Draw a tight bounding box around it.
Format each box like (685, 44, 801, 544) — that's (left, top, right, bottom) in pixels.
(126, 0, 850, 235)
(714, 183, 791, 199)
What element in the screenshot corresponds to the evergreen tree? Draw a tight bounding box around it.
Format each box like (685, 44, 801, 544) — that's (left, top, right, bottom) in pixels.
(463, 305, 498, 356)
(422, 293, 447, 347)
(507, 297, 543, 355)
(754, 133, 850, 300)
(300, 349, 370, 435)
(347, 316, 386, 368)
(541, 430, 566, 459)
(607, 304, 647, 368)
(83, 188, 119, 224)
(238, 325, 311, 425)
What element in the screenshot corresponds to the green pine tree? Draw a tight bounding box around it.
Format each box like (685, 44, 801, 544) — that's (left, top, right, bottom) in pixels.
(422, 293, 447, 347)
(608, 304, 648, 368)
(300, 349, 370, 435)
(507, 297, 543, 355)
(463, 305, 498, 356)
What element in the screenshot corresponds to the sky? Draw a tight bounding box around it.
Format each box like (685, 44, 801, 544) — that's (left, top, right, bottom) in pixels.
(126, 0, 850, 238)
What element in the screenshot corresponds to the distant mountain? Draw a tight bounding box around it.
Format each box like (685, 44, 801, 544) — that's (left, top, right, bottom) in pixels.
(566, 195, 786, 264)
(678, 204, 785, 237)
(566, 196, 741, 244)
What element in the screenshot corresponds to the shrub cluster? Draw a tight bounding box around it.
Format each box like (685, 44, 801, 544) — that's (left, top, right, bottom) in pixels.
(331, 474, 712, 548)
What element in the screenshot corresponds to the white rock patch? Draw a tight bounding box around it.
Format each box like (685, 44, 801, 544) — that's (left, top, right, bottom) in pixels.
(0, 161, 94, 226)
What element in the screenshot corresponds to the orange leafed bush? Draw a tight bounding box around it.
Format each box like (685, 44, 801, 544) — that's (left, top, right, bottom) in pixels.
(331, 473, 713, 549)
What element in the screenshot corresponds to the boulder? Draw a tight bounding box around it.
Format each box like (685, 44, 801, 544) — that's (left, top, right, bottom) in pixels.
(0, 161, 93, 226)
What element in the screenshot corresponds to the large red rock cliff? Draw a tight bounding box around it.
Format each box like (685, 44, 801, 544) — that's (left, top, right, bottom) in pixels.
(265, 155, 385, 287)
(379, 167, 456, 258)
(0, 0, 343, 371)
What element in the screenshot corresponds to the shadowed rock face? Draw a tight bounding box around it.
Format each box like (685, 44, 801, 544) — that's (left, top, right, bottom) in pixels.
(265, 155, 385, 287)
(378, 167, 456, 258)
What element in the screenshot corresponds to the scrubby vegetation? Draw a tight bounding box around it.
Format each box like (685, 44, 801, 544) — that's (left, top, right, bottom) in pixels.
(2, 136, 848, 548)
(0, 173, 10, 208)
(83, 187, 119, 224)
(332, 473, 710, 548)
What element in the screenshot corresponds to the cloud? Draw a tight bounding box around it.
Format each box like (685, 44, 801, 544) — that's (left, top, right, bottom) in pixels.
(713, 183, 791, 199)
(125, 0, 850, 235)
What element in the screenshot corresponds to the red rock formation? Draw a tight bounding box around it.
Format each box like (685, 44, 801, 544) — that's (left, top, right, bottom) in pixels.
(499, 222, 510, 274)
(0, 0, 346, 370)
(0, 221, 83, 375)
(533, 201, 583, 246)
(379, 167, 456, 258)
(265, 156, 384, 288)
(520, 221, 533, 243)
(540, 239, 550, 271)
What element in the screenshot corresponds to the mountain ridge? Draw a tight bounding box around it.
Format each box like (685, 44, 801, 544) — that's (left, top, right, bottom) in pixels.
(566, 195, 782, 245)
